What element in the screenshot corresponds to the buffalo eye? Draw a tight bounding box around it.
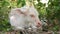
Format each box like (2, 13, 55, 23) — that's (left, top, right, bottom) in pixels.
(30, 15, 35, 18)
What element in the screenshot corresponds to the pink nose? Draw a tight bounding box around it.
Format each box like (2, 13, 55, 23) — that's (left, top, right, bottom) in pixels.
(35, 18, 42, 27)
(37, 22, 41, 25)
(36, 21, 42, 27)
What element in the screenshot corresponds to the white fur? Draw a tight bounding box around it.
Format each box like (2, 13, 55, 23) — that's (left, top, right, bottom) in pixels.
(9, 6, 42, 30)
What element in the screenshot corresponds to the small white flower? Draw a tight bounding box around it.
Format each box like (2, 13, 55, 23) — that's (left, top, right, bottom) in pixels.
(40, 0, 49, 4)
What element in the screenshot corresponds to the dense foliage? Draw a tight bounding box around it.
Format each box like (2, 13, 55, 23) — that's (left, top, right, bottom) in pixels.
(0, 0, 60, 31)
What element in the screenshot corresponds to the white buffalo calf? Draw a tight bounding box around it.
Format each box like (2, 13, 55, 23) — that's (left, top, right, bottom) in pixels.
(9, 6, 42, 30)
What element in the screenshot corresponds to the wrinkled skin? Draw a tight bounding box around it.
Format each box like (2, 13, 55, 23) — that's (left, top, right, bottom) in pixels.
(9, 6, 42, 30)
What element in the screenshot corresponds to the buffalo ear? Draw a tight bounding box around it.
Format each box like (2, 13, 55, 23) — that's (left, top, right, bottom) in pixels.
(15, 8, 29, 15)
(20, 9, 29, 15)
(15, 9, 24, 14)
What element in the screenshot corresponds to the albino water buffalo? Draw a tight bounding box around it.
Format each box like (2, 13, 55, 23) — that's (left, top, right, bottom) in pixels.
(9, 6, 42, 31)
